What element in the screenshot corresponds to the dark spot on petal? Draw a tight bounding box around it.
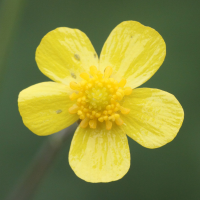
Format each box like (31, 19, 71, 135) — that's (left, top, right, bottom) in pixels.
(130, 35, 133, 38)
(94, 53, 97, 58)
(71, 72, 76, 79)
(56, 110, 62, 114)
(74, 53, 80, 61)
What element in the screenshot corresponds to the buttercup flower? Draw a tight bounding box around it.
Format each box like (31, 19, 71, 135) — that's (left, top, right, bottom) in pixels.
(18, 21, 184, 183)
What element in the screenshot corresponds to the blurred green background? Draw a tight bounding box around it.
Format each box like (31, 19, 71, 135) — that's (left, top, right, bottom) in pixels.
(0, 0, 199, 199)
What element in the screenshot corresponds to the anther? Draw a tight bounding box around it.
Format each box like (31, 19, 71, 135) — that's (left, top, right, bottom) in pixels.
(97, 71, 103, 79)
(70, 82, 80, 90)
(124, 87, 132, 95)
(109, 88, 114, 93)
(103, 116, 108, 121)
(98, 117, 104, 122)
(104, 66, 113, 78)
(106, 105, 111, 110)
(106, 120, 112, 130)
(88, 83, 93, 88)
(120, 106, 130, 114)
(90, 66, 98, 76)
(83, 108, 88, 112)
(70, 93, 79, 101)
(114, 107, 119, 112)
(89, 119, 97, 129)
(103, 110, 108, 115)
(68, 104, 79, 114)
(77, 110, 82, 115)
(95, 113, 101, 118)
(118, 78, 127, 87)
(80, 117, 89, 128)
(68, 66, 131, 130)
(89, 115, 94, 119)
(108, 110, 112, 114)
(80, 115, 85, 119)
(98, 82, 103, 87)
(115, 117, 124, 126)
(80, 72, 90, 81)
(114, 114, 120, 119)
(77, 98, 82, 103)
(110, 98, 115, 103)
(80, 81, 87, 87)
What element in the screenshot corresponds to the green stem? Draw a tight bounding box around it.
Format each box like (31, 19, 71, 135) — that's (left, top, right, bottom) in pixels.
(5, 123, 77, 200)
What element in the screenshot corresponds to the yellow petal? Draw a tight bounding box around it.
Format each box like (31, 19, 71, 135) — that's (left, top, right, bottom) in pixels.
(36, 27, 98, 85)
(69, 123, 130, 183)
(18, 82, 78, 136)
(99, 21, 166, 88)
(121, 88, 184, 148)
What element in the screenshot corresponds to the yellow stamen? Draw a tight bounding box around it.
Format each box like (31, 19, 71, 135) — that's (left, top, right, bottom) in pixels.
(106, 105, 111, 110)
(77, 110, 82, 115)
(118, 78, 126, 87)
(108, 110, 112, 114)
(103, 116, 108, 121)
(124, 87, 132, 95)
(120, 106, 130, 114)
(97, 71, 103, 79)
(98, 117, 104, 122)
(115, 117, 124, 126)
(104, 66, 113, 78)
(70, 93, 79, 101)
(80, 81, 86, 87)
(114, 114, 120, 119)
(68, 66, 132, 129)
(89, 119, 97, 129)
(70, 82, 80, 90)
(80, 72, 90, 81)
(103, 110, 108, 115)
(80, 117, 89, 128)
(106, 120, 112, 130)
(95, 113, 101, 118)
(90, 66, 98, 76)
(68, 104, 79, 114)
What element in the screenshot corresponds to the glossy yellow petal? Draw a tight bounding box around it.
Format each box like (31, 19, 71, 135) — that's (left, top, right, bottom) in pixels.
(36, 28, 98, 85)
(121, 88, 184, 149)
(69, 123, 130, 183)
(18, 82, 78, 136)
(99, 21, 166, 88)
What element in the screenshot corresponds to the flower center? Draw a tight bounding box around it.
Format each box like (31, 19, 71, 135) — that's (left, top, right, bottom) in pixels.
(68, 66, 132, 130)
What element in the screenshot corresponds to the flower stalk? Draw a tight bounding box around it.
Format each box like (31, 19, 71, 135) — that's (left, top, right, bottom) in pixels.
(5, 123, 77, 200)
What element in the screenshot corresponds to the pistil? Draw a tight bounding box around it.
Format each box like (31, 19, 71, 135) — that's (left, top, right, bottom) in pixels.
(68, 66, 132, 130)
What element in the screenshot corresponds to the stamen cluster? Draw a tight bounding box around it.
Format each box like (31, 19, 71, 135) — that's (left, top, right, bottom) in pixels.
(68, 66, 132, 130)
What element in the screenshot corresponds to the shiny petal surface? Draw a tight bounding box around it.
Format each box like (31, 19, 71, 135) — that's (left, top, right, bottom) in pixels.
(99, 21, 166, 88)
(36, 27, 98, 85)
(69, 123, 130, 183)
(18, 82, 78, 136)
(121, 88, 184, 148)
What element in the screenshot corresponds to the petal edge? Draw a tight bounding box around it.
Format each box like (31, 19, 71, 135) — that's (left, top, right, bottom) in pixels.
(36, 27, 98, 84)
(100, 21, 166, 88)
(18, 82, 78, 136)
(121, 88, 184, 148)
(69, 123, 130, 182)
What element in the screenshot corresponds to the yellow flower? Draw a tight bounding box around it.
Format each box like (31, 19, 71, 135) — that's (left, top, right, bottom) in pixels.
(18, 21, 184, 183)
